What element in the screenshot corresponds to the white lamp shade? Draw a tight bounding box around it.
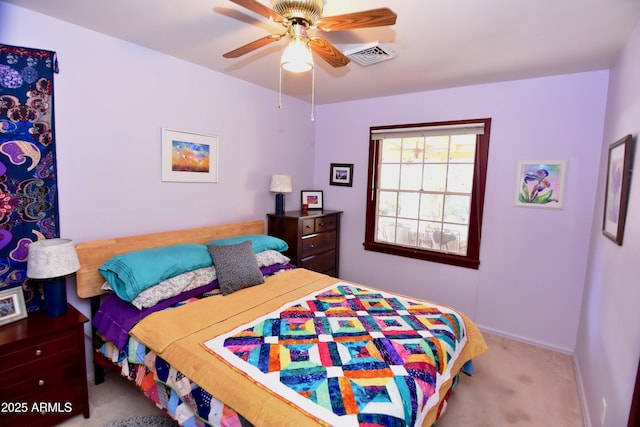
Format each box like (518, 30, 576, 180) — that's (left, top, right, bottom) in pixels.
(269, 175, 292, 193)
(27, 238, 81, 279)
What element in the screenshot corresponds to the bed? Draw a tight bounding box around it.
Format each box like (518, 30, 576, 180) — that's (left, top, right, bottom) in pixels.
(76, 220, 487, 427)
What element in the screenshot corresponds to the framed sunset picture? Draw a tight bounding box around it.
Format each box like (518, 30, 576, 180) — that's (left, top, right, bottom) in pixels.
(162, 128, 219, 182)
(514, 160, 567, 209)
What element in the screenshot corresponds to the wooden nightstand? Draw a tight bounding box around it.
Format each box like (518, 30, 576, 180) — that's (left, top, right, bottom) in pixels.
(0, 304, 90, 426)
(268, 210, 342, 277)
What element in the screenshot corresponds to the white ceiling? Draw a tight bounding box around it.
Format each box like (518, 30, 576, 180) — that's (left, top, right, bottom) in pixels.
(5, 0, 640, 104)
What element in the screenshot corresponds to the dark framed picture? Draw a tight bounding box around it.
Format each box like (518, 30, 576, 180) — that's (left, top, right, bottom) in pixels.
(603, 134, 634, 245)
(330, 163, 354, 187)
(0, 287, 27, 327)
(301, 190, 323, 209)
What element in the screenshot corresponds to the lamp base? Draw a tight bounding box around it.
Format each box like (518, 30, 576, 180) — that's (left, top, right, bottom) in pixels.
(44, 277, 68, 317)
(275, 193, 286, 215)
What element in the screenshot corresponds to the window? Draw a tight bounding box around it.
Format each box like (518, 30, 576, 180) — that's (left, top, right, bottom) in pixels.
(364, 118, 491, 269)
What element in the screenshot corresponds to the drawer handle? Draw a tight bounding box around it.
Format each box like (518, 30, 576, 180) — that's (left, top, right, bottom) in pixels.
(305, 225, 312, 229)
(35, 349, 42, 356)
(308, 244, 314, 248)
(38, 379, 45, 386)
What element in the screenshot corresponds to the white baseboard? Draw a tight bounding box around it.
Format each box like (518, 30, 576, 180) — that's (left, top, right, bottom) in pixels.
(572, 356, 593, 427)
(477, 324, 573, 355)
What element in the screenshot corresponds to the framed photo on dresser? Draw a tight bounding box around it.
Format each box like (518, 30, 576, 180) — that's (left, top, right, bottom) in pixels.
(301, 190, 323, 209)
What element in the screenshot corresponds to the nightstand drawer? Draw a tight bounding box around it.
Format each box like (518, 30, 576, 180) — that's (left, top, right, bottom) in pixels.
(0, 361, 80, 399)
(0, 381, 86, 427)
(301, 250, 336, 273)
(302, 230, 336, 257)
(0, 331, 75, 372)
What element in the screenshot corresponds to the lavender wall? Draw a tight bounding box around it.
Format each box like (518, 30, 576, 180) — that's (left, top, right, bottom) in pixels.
(576, 21, 640, 427)
(315, 72, 609, 353)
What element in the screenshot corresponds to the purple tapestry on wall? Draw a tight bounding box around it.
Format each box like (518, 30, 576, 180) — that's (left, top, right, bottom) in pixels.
(0, 44, 60, 312)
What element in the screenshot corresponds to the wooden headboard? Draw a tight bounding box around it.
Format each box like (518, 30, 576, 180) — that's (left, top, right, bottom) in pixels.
(75, 220, 265, 299)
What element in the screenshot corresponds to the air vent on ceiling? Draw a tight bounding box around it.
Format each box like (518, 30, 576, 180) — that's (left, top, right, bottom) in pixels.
(342, 42, 397, 67)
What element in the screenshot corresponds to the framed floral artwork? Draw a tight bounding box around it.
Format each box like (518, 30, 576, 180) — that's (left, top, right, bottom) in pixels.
(514, 160, 567, 209)
(603, 135, 633, 245)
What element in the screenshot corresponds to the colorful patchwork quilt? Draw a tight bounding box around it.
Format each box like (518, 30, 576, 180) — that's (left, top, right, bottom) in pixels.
(96, 325, 247, 427)
(204, 282, 468, 427)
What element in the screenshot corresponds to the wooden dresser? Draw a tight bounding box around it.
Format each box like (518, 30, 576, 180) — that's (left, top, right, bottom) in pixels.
(267, 210, 342, 277)
(0, 304, 90, 426)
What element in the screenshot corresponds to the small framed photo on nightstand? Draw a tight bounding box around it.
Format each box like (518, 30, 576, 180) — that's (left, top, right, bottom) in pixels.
(0, 287, 27, 326)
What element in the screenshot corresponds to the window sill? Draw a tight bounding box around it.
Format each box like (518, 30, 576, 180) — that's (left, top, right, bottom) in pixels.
(363, 241, 480, 269)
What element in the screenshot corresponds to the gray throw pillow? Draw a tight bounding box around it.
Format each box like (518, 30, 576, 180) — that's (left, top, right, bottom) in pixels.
(207, 241, 264, 295)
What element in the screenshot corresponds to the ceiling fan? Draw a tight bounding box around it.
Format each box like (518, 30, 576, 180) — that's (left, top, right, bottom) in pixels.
(222, 0, 397, 70)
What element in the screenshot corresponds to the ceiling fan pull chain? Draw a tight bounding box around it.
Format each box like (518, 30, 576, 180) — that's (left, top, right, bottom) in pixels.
(310, 66, 315, 121)
(278, 66, 283, 109)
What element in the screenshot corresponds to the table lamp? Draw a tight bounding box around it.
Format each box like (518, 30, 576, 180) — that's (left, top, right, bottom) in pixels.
(27, 238, 80, 316)
(270, 175, 292, 215)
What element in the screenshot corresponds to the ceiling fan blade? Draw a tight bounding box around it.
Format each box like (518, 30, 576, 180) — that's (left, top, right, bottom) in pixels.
(223, 34, 282, 58)
(309, 37, 350, 68)
(317, 8, 397, 32)
(229, 0, 285, 23)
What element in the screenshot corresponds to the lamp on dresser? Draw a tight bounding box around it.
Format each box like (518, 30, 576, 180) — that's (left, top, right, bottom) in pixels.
(27, 238, 80, 316)
(270, 174, 292, 215)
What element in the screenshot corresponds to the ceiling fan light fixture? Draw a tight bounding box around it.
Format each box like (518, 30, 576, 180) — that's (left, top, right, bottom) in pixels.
(280, 35, 313, 72)
(273, 0, 323, 24)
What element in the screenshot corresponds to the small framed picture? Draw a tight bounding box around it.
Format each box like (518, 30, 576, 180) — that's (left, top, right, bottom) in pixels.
(330, 163, 354, 187)
(0, 287, 27, 327)
(603, 135, 633, 245)
(301, 190, 323, 209)
(514, 160, 567, 209)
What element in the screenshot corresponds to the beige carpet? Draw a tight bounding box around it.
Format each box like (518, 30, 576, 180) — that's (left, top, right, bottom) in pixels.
(57, 332, 583, 426)
(437, 333, 583, 426)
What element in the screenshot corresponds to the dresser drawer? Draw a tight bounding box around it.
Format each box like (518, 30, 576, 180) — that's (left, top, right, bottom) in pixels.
(301, 250, 336, 273)
(301, 218, 316, 235)
(315, 215, 337, 232)
(0, 331, 76, 373)
(301, 215, 337, 235)
(0, 361, 80, 400)
(302, 230, 337, 257)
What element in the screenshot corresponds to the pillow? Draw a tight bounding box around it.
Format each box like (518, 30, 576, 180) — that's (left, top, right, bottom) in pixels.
(255, 250, 290, 268)
(207, 241, 264, 295)
(99, 244, 212, 302)
(131, 266, 217, 309)
(206, 234, 288, 253)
